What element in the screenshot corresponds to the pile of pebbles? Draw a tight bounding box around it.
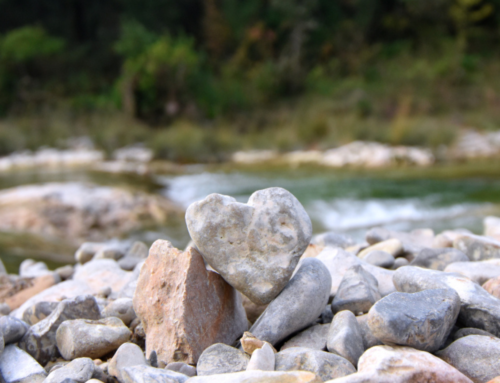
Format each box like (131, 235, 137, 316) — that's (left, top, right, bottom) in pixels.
(0, 187, 500, 382)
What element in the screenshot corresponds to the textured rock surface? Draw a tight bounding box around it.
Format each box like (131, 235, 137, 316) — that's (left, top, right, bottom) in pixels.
(103, 298, 136, 325)
(452, 327, 495, 340)
(73, 259, 132, 294)
(0, 315, 29, 344)
(411, 248, 469, 270)
(133, 240, 247, 366)
(186, 187, 312, 305)
(281, 324, 329, 351)
(18, 295, 101, 365)
(275, 347, 355, 381)
(436, 335, 500, 383)
(356, 314, 383, 349)
(108, 342, 147, 382)
(362, 251, 395, 268)
(121, 365, 189, 383)
(166, 362, 197, 377)
(0, 344, 47, 383)
(246, 343, 275, 371)
(22, 301, 59, 326)
(367, 288, 460, 352)
(248, 258, 331, 346)
(325, 345, 473, 383)
(312, 232, 354, 249)
(44, 357, 95, 383)
(196, 344, 249, 376)
(185, 370, 322, 383)
(19, 259, 52, 278)
(445, 260, 500, 285)
(393, 266, 500, 337)
(484, 276, 500, 299)
(118, 241, 149, 271)
(454, 234, 500, 261)
(331, 265, 381, 315)
(327, 310, 364, 366)
(56, 317, 131, 360)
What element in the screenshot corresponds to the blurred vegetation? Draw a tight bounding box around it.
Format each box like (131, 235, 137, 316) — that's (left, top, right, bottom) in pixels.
(0, 0, 500, 161)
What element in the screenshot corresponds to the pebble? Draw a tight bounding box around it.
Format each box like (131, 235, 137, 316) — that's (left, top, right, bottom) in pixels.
(103, 298, 136, 325)
(437, 335, 500, 383)
(367, 288, 460, 352)
(22, 301, 59, 325)
(411, 247, 469, 270)
(248, 258, 331, 346)
(444, 260, 500, 284)
(19, 259, 52, 278)
(312, 232, 355, 248)
(453, 327, 496, 341)
(196, 344, 249, 376)
(355, 314, 383, 349)
(108, 342, 147, 382)
(166, 362, 197, 377)
(331, 265, 381, 315)
(281, 324, 329, 351)
(185, 370, 322, 383)
(73, 258, 132, 294)
(56, 317, 131, 360)
(275, 347, 355, 381)
(483, 276, 500, 299)
(362, 250, 395, 268)
(44, 357, 95, 383)
(186, 187, 312, 305)
(454, 234, 500, 261)
(121, 365, 189, 383)
(246, 343, 275, 371)
(133, 241, 247, 366)
(75, 243, 106, 264)
(358, 238, 403, 259)
(327, 345, 472, 383)
(0, 302, 10, 315)
(118, 241, 149, 271)
(19, 295, 102, 365)
(0, 315, 29, 344)
(327, 310, 364, 366)
(0, 344, 47, 383)
(391, 257, 409, 269)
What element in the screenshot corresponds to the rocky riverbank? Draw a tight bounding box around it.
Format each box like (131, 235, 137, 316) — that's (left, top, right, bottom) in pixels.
(1, 187, 500, 382)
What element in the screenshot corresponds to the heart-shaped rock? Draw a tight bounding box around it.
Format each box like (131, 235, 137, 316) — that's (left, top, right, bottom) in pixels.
(186, 187, 312, 305)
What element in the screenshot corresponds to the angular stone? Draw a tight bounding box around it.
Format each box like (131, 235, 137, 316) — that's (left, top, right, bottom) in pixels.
(186, 370, 322, 383)
(4, 274, 58, 311)
(240, 332, 269, 355)
(275, 347, 355, 381)
(393, 266, 500, 337)
(56, 317, 131, 360)
(325, 345, 473, 383)
(22, 301, 59, 325)
(121, 365, 189, 383)
(316, 247, 395, 297)
(356, 314, 383, 349)
(411, 248, 469, 271)
(362, 250, 395, 268)
(18, 295, 101, 365)
(186, 187, 312, 305)
(0, 344, 47, 383)
(358, 239, 403, 259)
(483, 276, 500, 299)
(246, 343, 275, 371)
(197, 344, 249, 376)
(445, 260, 500, 285)
(249, 258, 331, 346)
(0, 315, 29, 344)
(327, 311, 364, 366)
(281, 324, 329, 351)
(73, 259, 133, 294)
(436, 335, 500, 383)
(108, 342, 147, 382)
(331, 265, 381, 315)
(454, 234, 500, 261)
(44, 357, 95, 383)
(367, 288, 460, 352)
(118, 241, 149, 271)
(103, 298, 136, 326)
(133, 240, 247, 366)
(166, 362, 197, 377)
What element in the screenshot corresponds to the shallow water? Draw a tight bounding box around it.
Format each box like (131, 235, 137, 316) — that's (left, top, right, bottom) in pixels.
(1, 161, 500, 272)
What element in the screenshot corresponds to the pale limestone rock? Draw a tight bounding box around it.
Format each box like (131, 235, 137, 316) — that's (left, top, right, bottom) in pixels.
(186, 370, 322, 383)
(0, 345, 47, 383)
(108, 342, 147, 382)
(246, 343, 275, 371)
(358, 239, 403, 259)
(281, 324, 329, 351)
(73, 258, 133, 294)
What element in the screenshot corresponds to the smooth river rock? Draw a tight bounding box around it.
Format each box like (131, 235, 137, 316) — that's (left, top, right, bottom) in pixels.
(196, 344, 249, 376)
(444, 260, 500, 285)
(246, 342, 275, 371)
(436, 335, 500, 383)
(185, 370, 322, 383)
(0, 344, 47, 383)
(44, 357, 95, 383)
(108, 342, 147, 382)
(186, 187, 312, 305)
(362, 251, 395, 268)
(367, 288, 460, 352)
(483, 276, 500, 299)
(248, 258, 331, 346)
(324, 345, 473, 383)
(393, 266, 500, 337)
(0, 315, 29, 344)
(411, 248, 469, 271)
(281, 324, 329, 351)
(103, 298, 136, 325)
(327, 310, 364, 366)
(133, 240, 248, 366)
(358, 239, 403, 259)
(454, 234, 500, 261)
(121, 365, 189, 383)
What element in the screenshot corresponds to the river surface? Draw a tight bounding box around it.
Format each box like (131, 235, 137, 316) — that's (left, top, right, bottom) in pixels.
(1, 161, 500, 272)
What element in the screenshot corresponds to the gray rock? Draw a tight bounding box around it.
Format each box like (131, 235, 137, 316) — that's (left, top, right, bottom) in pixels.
(0, 332, 4, 354)
(275, 347, 355, 381)
(367, 288, 460, 352)
(358, 239, 403, 259)
(312, 232, 354, 249)
(453, 327, 496, 341)
(0, 344, 47, 383)
(356, 314, 383, 349)
(366, 227, 435, 248)
(44, 357, 95, 383)
(180, 370, 322, 383)
(56, 317, 131, 360)
(18, 295, 101, 365)
(0, 302, 11, 315)
(22, 301, 59, 326)
(118, 241, 149, 271)
(436, 335, 500, 383)
(281, 324, 329, 351)
(248, 258, 331, 346)
(55, 265, 74, 280)
(331, 265, 381, 315)
(433, 229, 472, 248)
(166, 362, 197, 377)
(108, 342, 147, 382)
(0, 257, 6, 275)
(411, 248, 469, 271)
(327, 311, 364, 366)
(316, 247, 395, 297)
(246, 343, 275, 371)
(74, 242, 105, 264)
(93, 246, 125, 261)
(362, 250, 395, 268)
(391, 257, 409, 269)
(320, 305, 333, 324)
(0, 315, 29, 344)
(196, 344, 249, 376)
(103, 298, 136, 326)
(186, 187, 312, 305)
(393, 266, 500, 337)
(121, 365, 189, 383)
(445, 260, 500, 285)
(19, 259, 51, 278)
(454, 234, 500, 261)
